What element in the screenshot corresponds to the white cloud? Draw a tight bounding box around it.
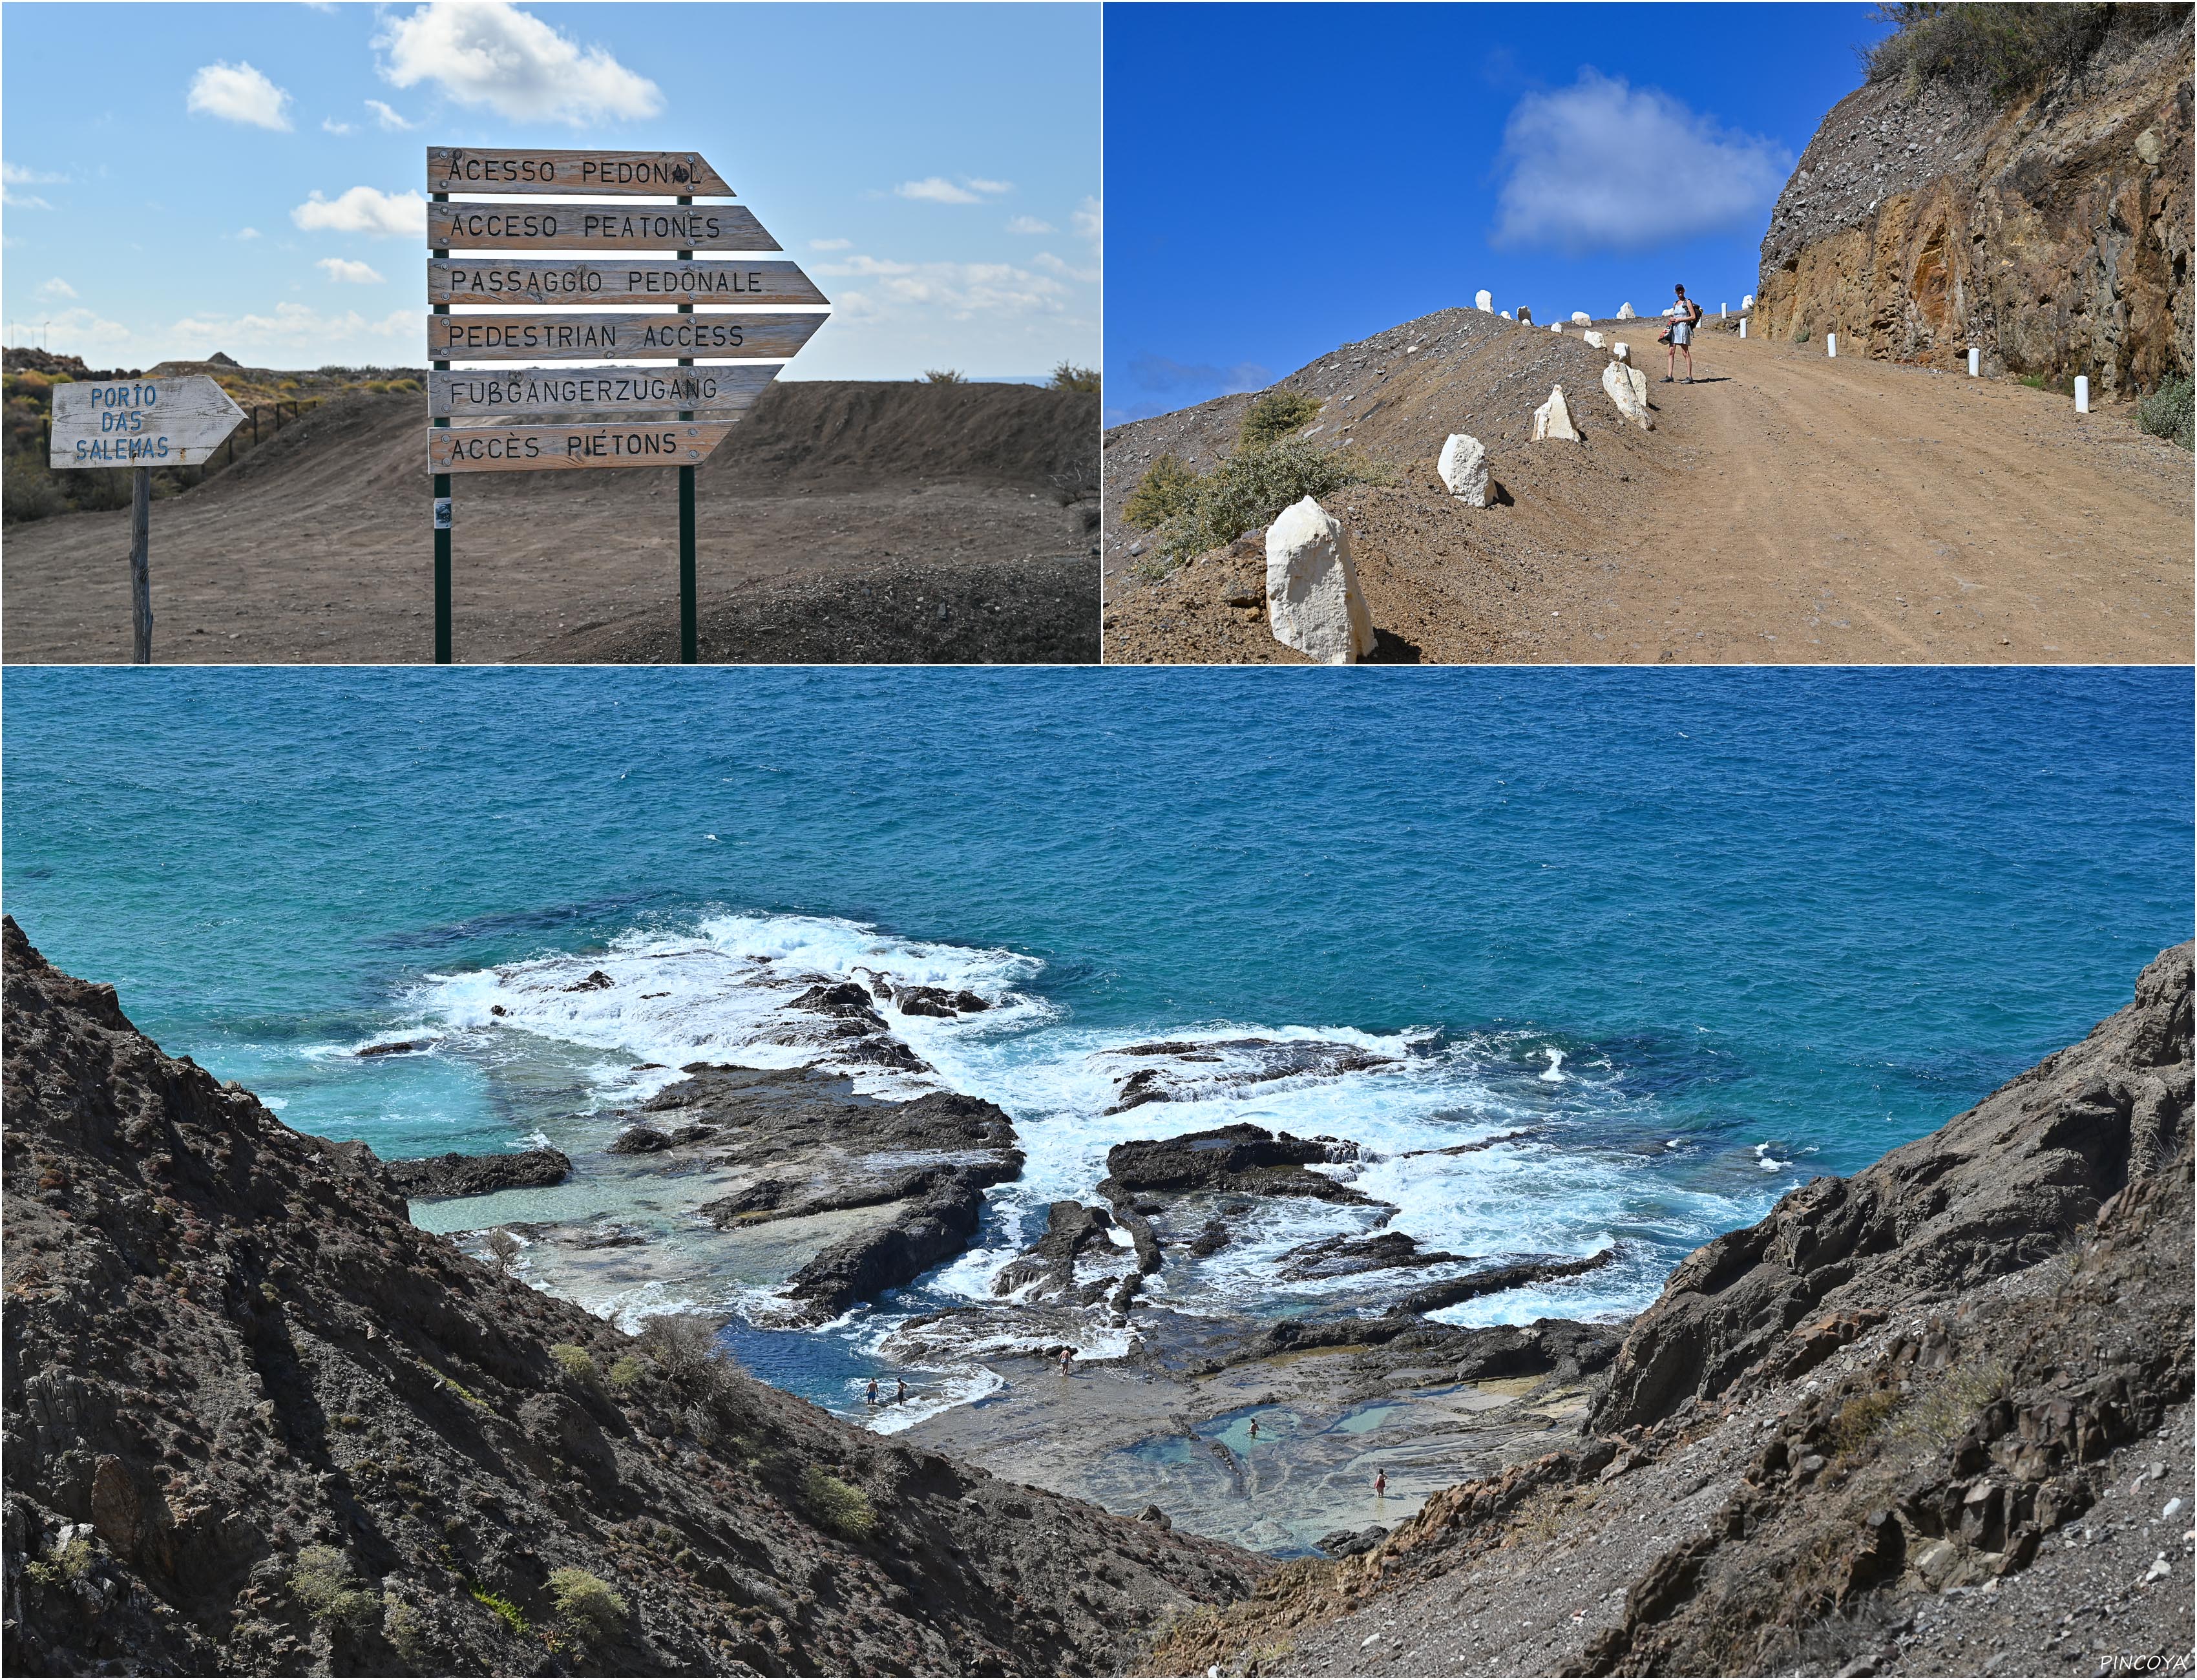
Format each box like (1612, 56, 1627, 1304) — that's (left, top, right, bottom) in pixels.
(364, 99, 419, 131)
(1031, 251, 1098, 284)
(322, 117, 356, 135)
(965, 178, 1013, 196)
(2, 162, 66, 185)
(1072, 196, 1102, 253)
(1492, 70, 1791, 254)
(375, 1, 662, 125)
(1006, 216, 1055, 235)
(34, 307, 137, 351)
(39, 278, 78, 299)
(237, 227, 262, 240)
(292, 186, 427, 238)
(813, 255, 1077, 322)
(316, 257, 385, 284)
(810, 237, 852, 251)
(188, 61, 293, 131)
(2, 188, 53, 209)
(169, 301, 414, 358)
(896, 177, 981, 205)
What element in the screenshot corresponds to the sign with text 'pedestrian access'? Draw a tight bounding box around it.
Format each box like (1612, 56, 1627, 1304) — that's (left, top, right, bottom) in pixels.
(426, 143, 829, 664)
(48, 375, 244, 468)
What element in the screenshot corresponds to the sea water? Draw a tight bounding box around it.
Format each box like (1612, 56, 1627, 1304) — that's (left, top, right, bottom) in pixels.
(5, 667, 2189, 1426)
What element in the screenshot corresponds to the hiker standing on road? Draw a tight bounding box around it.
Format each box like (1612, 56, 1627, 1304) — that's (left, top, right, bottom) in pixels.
(1663, 283, 1703, 384)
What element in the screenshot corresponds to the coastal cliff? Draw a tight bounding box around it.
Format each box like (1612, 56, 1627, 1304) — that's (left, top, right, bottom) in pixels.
(0, 918, 1262, 1676)
(1147, 943, 2194, 1676)
(1757, 5, 2192, 398)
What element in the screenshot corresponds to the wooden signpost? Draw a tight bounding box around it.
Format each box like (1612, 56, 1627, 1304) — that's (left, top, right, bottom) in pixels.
(47, 375, 245, 664)
(428, 145, 828, 663)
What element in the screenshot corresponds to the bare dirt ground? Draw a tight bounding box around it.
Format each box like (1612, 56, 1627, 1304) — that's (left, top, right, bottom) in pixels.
(1102, 311, 2192, 665)
(4, 381, 1099, 664)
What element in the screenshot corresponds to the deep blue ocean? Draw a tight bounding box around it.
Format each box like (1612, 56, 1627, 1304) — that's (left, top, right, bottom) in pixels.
(5, 667, 2189, 1422)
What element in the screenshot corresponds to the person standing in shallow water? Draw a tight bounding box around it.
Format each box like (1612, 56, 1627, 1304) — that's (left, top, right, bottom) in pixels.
(865, 1376, 879, 1407)
(1663, 282, 1703, 384)
(1374, 1469, 1388, 1498)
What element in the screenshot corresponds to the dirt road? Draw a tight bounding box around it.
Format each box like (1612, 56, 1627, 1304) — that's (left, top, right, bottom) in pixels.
(1576, 328, 2192, 664)
(1102, 312, 2191, 665)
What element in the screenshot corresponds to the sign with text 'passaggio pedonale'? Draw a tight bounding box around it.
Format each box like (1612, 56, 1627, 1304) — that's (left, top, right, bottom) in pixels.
(426, 144, 830, 664)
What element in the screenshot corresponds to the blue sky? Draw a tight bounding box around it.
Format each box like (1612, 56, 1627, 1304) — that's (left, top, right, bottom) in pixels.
(1104, 1, 1895, 423)
(1, 1, 1098, 379)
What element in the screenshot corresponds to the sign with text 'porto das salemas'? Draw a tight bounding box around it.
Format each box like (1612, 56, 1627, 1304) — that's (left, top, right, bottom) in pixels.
(425, 145, 829, 663)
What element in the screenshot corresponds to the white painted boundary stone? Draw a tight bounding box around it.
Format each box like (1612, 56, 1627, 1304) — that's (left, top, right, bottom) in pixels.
(1551, 323, 1563, 333)
(1721, 302, 1727, 316)
(1438, 434, 1489, 507)
(1614, 342, 1630, 362)
(1532, 384, 1580, 441)
(1968, 348, 1980, 376)
(1616, 302, 1637, 320)
(1827, 333, 1838, 357)
(1602, 361, 1654, 431)
(2076, 375, 2090, 413)
(1743, 293, 1754, 308)
(1500, 310, 1511, 320)
(1570, 311, 1591, 325)
(1583, 330, 1606, 350)
(1475, 289, 1494, 313)
(1267, 496, 1374, 664)
(1740, 319, 1748, 339)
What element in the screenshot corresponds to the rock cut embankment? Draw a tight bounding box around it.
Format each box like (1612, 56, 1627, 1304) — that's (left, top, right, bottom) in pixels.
(1758, 8, 2192, 397)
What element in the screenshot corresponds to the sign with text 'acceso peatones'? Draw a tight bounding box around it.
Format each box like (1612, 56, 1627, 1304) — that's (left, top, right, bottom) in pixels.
(425, 143, 830, 663)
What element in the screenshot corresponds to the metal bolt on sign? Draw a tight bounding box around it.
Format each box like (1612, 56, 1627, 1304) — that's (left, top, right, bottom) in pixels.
(423, 148, 830, 663)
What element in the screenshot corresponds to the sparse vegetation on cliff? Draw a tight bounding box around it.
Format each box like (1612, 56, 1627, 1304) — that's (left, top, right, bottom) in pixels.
(1237, 389, 1323, 450)
(1863, 2, 2190, 103)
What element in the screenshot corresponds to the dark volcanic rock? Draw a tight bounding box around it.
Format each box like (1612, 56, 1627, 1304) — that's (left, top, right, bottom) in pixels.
(1398, 1248, 1617, 1314)
(1594, 942, 2194, 1433)
(605, 1125, 675, 1155)
(1100, 1038, 1399, 1115)
(1316, 1525, 1389, 1558)
(383, 1147, 572, 1199)
(991, 1201, 1120, 1303)
(1279, 1231, 1467, 1282)
(355, 1038, 430, 1058)
(0, 916, 1265, 1677)
(565, 968, 614, 991)
(1102, 1123, 1377, 1206)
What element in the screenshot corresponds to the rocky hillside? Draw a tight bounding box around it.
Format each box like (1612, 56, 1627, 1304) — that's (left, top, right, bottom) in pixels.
(0, 918, 1261, 1676)
(1145, 942, 2194, 1677)
(1758, 5, 2192, 399)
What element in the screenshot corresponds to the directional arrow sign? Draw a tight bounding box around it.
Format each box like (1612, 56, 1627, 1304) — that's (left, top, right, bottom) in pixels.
(429, 312, 826, 362)
(428, 202, 778, 251)
(430, 420, 738, 473)
(48, 375, 245, 468)
(429, 259, 826, 307)
(428, 364, 780, 420)
(428, 148, 734, 197)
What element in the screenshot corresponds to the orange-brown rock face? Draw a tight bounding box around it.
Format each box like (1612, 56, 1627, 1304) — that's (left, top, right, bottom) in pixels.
(1757, 16, 2191, 399)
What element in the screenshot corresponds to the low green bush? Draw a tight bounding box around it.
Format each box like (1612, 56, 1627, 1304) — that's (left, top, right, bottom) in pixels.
(25, 1537, 95, 1587)
(1862, 3, 2181, 104)
(918, 368, 968, 384)
(3, 457, 68, 523)
(1237, 389, 1323, 450)
(1049, 361, 1101, 394)
(549, 1343, 597, 1383)
(607, 1356, 645, 1391)
(1121, 453, 1199, 530)
(1142, 437, 1394, 571)
(801, 1467, 878, 1540)
(466, 1580, 529, 1635)
(548, 1566, 628, 1642)
(2136, 375, 2193, 450)
(290, 1546, 380, 1629)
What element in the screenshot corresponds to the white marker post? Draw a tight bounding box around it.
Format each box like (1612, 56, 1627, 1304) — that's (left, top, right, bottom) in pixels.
(1827, 333, 1838, 358)
(1740, 319, 1748, 339)
(1968, 348, 1980, 377)
(47, 375, 245, 664)
(2076, 375, 2090, 414)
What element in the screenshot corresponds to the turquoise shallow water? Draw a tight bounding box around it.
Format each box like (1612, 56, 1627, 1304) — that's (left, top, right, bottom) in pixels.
(4, 666, 2189, 1420)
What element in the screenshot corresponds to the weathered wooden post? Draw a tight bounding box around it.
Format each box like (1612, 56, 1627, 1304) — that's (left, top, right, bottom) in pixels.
(423, 147, 829, 663)
(47, 374, 242, 664)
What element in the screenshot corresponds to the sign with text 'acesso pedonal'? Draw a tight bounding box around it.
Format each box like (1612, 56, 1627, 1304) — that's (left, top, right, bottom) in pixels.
(426, 145, 828, 474)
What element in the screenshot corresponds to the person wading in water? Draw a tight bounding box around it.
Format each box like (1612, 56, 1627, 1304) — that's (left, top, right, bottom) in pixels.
(1661, 282, 1703, 384)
